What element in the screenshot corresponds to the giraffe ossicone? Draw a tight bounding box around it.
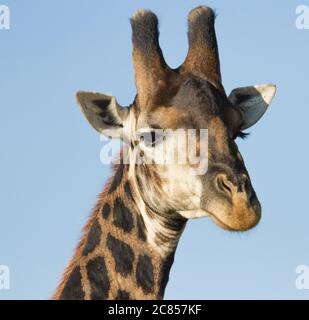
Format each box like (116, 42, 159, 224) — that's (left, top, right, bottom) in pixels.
(53, 6, 276, 300)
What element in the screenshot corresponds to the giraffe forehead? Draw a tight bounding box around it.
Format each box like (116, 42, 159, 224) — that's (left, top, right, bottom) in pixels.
(144, 106, 192, 129)
(133, 75, 231, 131)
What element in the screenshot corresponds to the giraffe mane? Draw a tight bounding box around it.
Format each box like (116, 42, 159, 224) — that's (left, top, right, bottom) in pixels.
(52, 157, 122, 299)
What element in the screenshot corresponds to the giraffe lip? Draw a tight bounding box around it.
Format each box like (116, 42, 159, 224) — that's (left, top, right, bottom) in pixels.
(208, 211, 259, 232)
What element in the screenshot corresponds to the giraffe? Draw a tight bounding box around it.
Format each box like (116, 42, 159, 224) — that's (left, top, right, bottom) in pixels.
(53, 6, 276, 300)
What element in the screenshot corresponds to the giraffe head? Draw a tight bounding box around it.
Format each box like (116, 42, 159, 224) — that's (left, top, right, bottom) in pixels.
(76, 7, 276, 232)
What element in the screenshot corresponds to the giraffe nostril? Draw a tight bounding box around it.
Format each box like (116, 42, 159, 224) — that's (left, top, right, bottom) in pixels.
(216, 174, 234, 197)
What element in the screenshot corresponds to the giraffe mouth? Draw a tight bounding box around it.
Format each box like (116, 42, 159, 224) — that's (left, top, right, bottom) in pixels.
(208, 213, 238, 231)
(207, 208, 261, 232)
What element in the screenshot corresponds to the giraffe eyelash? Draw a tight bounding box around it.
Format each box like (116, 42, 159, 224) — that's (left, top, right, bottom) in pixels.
(235, 131, 250, 140)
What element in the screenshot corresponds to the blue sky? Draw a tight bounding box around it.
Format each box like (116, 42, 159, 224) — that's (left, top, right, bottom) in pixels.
(0, 0, 309, 299)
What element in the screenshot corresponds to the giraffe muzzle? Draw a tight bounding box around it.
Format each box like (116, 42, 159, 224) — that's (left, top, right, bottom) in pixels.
(202, 172, 262, 231)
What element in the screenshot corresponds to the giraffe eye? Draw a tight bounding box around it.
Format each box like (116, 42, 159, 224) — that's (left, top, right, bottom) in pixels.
(137, 130, 164, 147)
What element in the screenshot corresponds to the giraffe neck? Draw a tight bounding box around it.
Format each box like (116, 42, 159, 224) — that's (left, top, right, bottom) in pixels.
(53, 164, 187, 300)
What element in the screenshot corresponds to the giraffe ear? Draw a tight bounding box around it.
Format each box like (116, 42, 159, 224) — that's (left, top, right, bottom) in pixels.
(228, 84, 276, 130)
(76, 91, 129, 139)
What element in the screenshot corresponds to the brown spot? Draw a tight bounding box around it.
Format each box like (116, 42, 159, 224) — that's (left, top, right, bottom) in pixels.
(113, 197, 134, 232)
(107, 234, 135, 277)
(59, 266, 84, 300)
(86, 256, 110, 300)
(116, 289, 130, 300)
(124, 181, 134, 201)
(101, 203, 111, 220)
(158, 251, 175, 297)
(82, 219, 102, 256)
(136, 254, 154, 294)
(136, 214, 147, 241)
(109, 165, 124, 194)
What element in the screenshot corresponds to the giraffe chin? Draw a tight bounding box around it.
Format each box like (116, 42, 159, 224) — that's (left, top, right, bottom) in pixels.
(209, 208, 261, 232)
(178, 206, 261, 232)
(210, 214, 241, 231)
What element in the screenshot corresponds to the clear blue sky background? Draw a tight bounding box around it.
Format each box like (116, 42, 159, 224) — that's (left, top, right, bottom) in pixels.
(0, 0, 309, 300)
